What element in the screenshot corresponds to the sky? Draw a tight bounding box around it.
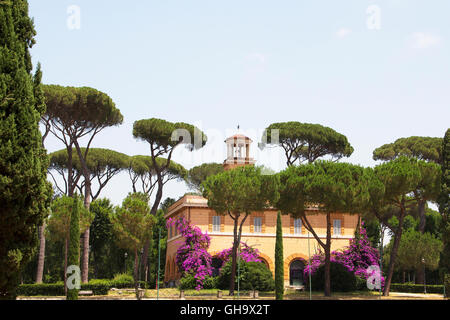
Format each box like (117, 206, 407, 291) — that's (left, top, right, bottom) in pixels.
(28, 0, 450, 207)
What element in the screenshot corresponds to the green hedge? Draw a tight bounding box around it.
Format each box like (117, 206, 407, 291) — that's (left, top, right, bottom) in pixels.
(17, 279, 147, 296)
(390, 283, 444, 294)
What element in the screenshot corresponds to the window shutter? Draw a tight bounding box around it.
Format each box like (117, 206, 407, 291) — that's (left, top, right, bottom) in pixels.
(262, 213, 265, 233)
(289, 216, 294, 234)
(208, 212, 213, 232)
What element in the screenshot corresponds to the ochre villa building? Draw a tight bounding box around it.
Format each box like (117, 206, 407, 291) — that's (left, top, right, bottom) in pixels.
(164, 133, 360, 288)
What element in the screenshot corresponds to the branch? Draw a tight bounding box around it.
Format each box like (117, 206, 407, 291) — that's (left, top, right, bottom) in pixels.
(301, 214, 326, 249)
(48, 170, 66, 195)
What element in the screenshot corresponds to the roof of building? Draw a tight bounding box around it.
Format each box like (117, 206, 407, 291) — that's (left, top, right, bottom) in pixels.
(164, 194, 322, 219)
(224, 134, 253, 142)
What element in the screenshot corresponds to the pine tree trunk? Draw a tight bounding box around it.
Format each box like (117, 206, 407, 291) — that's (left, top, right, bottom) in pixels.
(324, 212, 332, 297)
(229, 216, 239, 296)
(35, 222, 46, 283)
(64, 237, 68, 296)
(81, 229, 90, 283)
(140, 239, 150, 285)
(384, 210, 406, 296)
(134, 247, 141, 300)
(416, 200, 426, 285)
(418, 200, 426, 233)
(81, 176, 91, 283)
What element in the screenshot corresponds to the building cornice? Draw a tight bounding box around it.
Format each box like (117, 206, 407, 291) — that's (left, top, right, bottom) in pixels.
(167, 231, 353, 243)
(165, 194, 325, 219)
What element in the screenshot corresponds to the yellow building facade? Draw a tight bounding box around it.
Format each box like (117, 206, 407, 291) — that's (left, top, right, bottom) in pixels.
(164, 133, 360, 288)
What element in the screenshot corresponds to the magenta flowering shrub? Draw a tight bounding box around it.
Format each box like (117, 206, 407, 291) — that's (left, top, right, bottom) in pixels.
(166, 216, 213, 290)
(303, 223, 385, 289)
(216, 242, 262, 264)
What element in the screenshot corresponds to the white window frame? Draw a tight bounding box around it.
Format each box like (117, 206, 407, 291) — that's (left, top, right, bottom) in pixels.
(254, 217, 262, 233)
(213, 216, 221, 232)
(333, 219, 342, 236)
(294, 218, 302, 234)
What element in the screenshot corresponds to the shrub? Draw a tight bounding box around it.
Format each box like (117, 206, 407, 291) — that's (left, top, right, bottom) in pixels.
(16, 278, 145, 296)
(179, 274, 196, 290)
(306, 262, 357, 292)
(113, 273, 134, 283)
(356, 276, 369, 291)
(217, 260, 274, 292)
(17, 283, 65, 296)
(82, 280, 112, 295)
(390, 283, 444, 294)
(179, 274, 217, 290)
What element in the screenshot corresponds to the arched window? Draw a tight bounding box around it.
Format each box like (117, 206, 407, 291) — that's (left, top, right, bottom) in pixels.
(259, 257, 269, 269)
(289, 259, 305, 287)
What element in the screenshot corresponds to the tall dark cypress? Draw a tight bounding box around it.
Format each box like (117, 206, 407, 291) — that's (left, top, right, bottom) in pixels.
(275, 211, 284, 300)
(0, 1, 51, 299)
(438, 129, 450, 278)
(67, 196, 80, 300)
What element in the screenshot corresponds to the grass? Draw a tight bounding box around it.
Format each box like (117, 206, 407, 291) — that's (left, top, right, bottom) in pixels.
(17, 287, 446, 300)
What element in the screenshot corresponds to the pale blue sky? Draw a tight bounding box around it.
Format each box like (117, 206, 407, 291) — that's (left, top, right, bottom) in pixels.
(29, 0, 450, 206)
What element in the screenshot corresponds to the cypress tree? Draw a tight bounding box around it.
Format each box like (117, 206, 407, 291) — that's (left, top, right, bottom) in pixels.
(275, 211, 284, 300)
(0, 1, 51, 299)
(438, 129, 450, 278)
(67, 196, 80, 300)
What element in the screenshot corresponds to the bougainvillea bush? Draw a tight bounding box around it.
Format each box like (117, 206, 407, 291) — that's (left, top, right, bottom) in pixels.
(167, 217, 265, 290)
(216, 242, 262, 264)
(304, 223, 385, 290)
(166, 216, 213, 290)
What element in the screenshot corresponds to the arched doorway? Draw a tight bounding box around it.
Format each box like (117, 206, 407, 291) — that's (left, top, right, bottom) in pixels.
(259, 257, 269, 269)
(289, 259, 305, 287)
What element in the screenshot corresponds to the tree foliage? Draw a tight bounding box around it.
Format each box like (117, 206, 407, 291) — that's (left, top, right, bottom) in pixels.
(366, 156, 435, 295)
(133, 118, 206, 280)
(373, 136, 443, 164)
(277, 161, 373, 296)
(128, 155, 187, 195)
(48, 148, 129, 199)
(0, 0, 52, 299)
(132, 118, 206, 213)
(89, 198, 120, 280)
(46, 196, 93, 243)
(384, 230, 443, 273)
(111, 192, 154, 285)
(43, 84, 123, 283)
(186, 163, 224, 192)
(202, 165, 279, 295)
(261, 122, 353, 166)
(438, 129, 450, 277)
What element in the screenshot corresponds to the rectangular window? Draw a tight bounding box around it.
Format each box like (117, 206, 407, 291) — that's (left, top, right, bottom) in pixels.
(333, 219, 342, 236)
(213, 216, 221, 232)
(169, 225, 172, 239)
(294, 218, 302, 234)
(254, 217, 262, 233)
